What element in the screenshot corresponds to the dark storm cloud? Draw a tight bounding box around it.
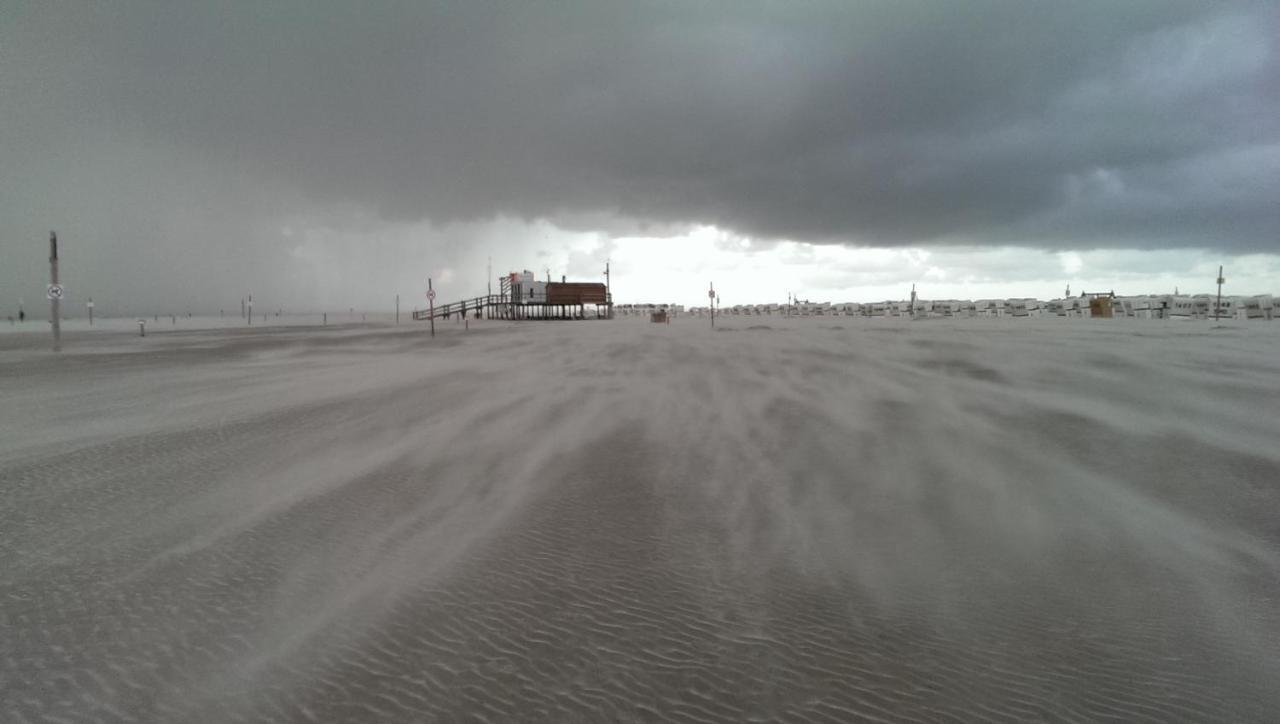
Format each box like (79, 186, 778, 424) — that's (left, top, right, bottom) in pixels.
(3, 0, 1278, 257)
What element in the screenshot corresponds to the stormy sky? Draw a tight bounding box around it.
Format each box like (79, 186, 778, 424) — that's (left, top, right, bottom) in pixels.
(2, 1, 1277, 315)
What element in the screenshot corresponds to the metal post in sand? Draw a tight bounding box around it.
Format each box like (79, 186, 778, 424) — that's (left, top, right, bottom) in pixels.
(1215, 266, 1225, 321)
(48, 232, 62, 352)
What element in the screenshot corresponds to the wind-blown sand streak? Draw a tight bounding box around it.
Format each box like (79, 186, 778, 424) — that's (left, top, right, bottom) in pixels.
(2, 318, 1278, 721)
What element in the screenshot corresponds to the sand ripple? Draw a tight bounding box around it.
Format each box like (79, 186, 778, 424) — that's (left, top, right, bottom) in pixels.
(3, 319, 1279, 721)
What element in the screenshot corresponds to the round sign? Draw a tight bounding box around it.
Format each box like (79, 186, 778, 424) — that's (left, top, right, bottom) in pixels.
(708, 289, 715, 299)
(46, 284, 64, 300)
(427, 289, 436, 301)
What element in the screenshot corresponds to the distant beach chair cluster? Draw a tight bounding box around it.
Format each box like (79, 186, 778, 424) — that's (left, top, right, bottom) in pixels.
(616, 295, 1275, 320)
(614, 303, 687, 318)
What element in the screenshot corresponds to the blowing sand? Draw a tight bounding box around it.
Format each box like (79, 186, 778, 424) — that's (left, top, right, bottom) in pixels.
(2, 317, 1278, 722)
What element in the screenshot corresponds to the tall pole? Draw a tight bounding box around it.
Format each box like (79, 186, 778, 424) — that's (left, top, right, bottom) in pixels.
(709, 282, 715, 328)
(49, 232, 61, 352)
(1215, 266, 1225, 320)
(88, 297, 94, 326)
(428, 278, 435, 338)
(247, 294, 253, 325)
(604, 260, 611, 319)
(396, 294, 400, 324)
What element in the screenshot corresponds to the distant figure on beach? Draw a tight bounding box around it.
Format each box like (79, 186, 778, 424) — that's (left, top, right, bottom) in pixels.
(18, 309, 25, 322)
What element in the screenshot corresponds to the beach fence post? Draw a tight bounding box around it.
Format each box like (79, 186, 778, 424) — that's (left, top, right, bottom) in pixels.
(138, 319, 145, 337)
(323, 312, 327, 326)
(247, 295, 253, 325)
(87, 298, 94, 326)
(1215, 266, 1225, 321)
(396, 294, 400, 324)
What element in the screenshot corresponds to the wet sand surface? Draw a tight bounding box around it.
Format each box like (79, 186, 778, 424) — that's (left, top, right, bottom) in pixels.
(3, 318, 1279, 722)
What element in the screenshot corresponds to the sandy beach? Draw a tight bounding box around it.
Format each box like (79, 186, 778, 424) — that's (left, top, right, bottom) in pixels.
(3, 317, 1278, 722)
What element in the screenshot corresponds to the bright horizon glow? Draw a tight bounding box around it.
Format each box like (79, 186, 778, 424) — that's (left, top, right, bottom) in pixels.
(597, 227, 1278, 308)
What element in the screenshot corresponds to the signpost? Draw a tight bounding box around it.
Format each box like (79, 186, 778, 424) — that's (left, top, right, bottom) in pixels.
(709, 283, 715, 328)
(427, 280, 436, 338)
(48, 232, 61, 352)
(1215, 266, 1225, 321)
